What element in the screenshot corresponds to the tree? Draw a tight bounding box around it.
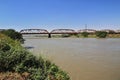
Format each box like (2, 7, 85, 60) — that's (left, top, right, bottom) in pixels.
(61, 34, 70, 37)
(0, 29, 24, 43)
(96, 31, 108, 38)
(81, 32, 89, 37)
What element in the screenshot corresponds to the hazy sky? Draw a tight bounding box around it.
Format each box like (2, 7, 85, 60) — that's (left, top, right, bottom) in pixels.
(0, 0, 120, 31)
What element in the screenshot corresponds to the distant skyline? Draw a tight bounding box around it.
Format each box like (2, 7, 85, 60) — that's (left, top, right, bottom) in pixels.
(0, 0, 120, 31)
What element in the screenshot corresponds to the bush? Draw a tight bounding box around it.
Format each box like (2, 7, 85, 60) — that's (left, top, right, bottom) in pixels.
(0, 41, 11, 52)
(0, 34, 70, 80)
(96, 31, 108, 38)
(0, 29, 24, 43)
(81, 32, 89, 37)
(61, 34, 70, 38)
(68, 33, 79, 37)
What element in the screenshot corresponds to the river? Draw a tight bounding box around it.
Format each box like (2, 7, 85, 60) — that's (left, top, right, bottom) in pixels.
(23, 38, 120, 80)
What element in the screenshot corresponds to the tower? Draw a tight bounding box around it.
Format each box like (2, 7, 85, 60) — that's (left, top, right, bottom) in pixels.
(85, 24, 87, 32)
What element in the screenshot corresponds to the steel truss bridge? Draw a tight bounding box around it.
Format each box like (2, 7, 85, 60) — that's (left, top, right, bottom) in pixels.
(20, 29, 78, 38)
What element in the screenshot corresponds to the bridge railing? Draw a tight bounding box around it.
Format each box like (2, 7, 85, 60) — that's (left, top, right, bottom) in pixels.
(50, 29, 77, 34)
(20, 29, 49, 34)
(20, 29, 120, 34)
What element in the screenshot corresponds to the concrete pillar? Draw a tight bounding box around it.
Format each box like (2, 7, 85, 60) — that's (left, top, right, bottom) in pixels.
(48, 33, 51, 38)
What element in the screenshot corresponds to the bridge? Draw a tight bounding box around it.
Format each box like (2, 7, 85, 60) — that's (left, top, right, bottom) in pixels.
(21, 28, 119, 38)
(20, 29, 78, 38)
(20, 29, 49, 34)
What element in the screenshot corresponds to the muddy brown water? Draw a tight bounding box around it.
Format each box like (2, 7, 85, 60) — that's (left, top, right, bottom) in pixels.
(23, 38, 120, 80)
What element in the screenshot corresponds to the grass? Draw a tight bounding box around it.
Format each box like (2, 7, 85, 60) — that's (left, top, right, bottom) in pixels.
(107, 34, 120, 38)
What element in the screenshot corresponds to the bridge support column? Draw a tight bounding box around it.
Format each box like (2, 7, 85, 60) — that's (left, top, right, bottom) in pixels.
(48, 33, 51, 38)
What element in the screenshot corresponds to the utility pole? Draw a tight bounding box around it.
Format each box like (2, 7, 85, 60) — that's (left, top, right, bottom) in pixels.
(85, 24, 87, 32)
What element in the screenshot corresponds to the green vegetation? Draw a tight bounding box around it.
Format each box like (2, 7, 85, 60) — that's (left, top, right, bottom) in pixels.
(68, 33, 79, 38)
(95, 31, 108, 38)
(51, 33, 120, 38)
(0, 29, 24, 43)
(52, 34, 79, 38)
(81, 32, 89, 37)
(61, 34, 70, 38)
(0, 33, 70, 80)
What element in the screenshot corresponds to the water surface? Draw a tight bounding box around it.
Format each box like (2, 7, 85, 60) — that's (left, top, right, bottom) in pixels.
(23, 38, 120, 80)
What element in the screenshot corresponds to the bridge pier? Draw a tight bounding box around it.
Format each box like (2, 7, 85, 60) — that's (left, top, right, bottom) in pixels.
(48, 33, 51, 38)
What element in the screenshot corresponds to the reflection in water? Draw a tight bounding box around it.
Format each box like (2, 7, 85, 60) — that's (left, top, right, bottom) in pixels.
(23, 38, 120, 80)
(24, 46, 34, 49)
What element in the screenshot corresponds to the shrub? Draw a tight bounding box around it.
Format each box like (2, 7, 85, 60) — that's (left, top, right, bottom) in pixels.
(96, 31, 108, 38)
(69, 33, 79, 37)
(0, 29, 24, 43)
(61, 34, 70, 37)
(81, 32, 89, 37)
(0, 41, 11, 52)
(0, 33, 70, 80)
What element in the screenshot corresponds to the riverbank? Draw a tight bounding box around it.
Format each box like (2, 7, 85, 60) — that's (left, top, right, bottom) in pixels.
(22, 33, 120, 38)
(0, 34, 70, 80)
(74, 34, 120, 38)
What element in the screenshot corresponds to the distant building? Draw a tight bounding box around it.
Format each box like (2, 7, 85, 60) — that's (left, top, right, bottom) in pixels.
(78, 29, 96, 33)
(115, 30, 120, 33)
(100, 29, 115, 33)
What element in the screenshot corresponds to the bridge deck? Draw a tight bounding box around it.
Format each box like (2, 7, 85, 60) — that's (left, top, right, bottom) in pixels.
(21, 32, 78, 34)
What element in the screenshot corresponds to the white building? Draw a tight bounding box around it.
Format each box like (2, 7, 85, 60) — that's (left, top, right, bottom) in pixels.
(100, 29, 115, 33)
(114, 30, 120, 33)
(78, 29, 96, 33)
